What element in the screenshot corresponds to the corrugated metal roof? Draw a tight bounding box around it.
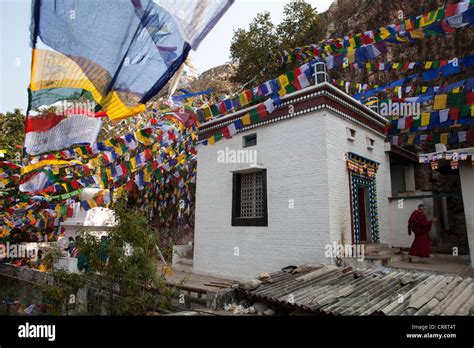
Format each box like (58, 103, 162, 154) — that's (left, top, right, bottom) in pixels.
(243, 265, 474, 316)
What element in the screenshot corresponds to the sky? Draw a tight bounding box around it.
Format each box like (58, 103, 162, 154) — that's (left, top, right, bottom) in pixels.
(0, 0, 333, 113)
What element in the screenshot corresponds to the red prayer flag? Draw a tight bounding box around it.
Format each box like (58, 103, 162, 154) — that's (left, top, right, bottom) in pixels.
(257, 104, 267, 118)
(466, 92, 474, 105)
(449, 107, 460, 120)
(445, 3, 458, 17)
(218, 101, 227, 114)
(221, 127, 231, 139)
(245, 90, 253, 102)
(25, 113, 66, 132)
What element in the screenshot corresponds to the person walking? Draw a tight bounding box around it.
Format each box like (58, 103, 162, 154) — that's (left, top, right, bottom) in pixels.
(407, 203, 437, 263)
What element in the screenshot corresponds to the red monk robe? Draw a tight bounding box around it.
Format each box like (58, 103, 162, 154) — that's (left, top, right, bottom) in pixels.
(408, 209, 433, 258)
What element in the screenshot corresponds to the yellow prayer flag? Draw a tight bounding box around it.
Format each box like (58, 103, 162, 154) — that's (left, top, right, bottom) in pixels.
(349, 37, 356, 48)
(135, 130, 152, 146)
(421, 112, 431, 127)
(471, 106, 474, 117)
(425, 61, 433, 69)
(433, 94, 447, 110)
(452, 87, 460, 93)
(278, 74, 289, 88)
(144, 172, 151, 183)
(421, 112, 431, 126)
(278, 74, 289, 96)
(113, 145, 123, 156)
(410, 29, 425, 39)
(239, 92, 248, 106)
(21, 159, 81, 175)
(422, 86, 428, 93)
(440, 133, 449, 145)
(208, 136, 215, 145)
(420, 10, 437, 27)
(407, 135, 415, 145)
(379, 27, 391, 39)
(104, 139, 113, 148)
(346, 47, 355, 64)
(396, 35, 410, 43)
(404, 19, 413, 31)
(242, 113, 251, 126)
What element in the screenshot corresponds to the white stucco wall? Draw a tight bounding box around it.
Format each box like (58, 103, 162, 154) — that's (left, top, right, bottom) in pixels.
(387, 195, 436, 249)
(194, 111, 331, 279)
(194, 109, 390, 279)
(324, 110, 390, 247)
(459, 163, 474, 267)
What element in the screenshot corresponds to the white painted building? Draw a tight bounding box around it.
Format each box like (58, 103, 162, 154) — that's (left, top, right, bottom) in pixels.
(193, 82, 395, 279)
(459, 158, 474, 267)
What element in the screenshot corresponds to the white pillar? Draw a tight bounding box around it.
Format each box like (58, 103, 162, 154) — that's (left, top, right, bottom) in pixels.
(459, 162, 474, 268)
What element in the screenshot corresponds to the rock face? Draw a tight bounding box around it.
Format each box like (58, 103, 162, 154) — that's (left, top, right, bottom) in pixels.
(319, 0, 474, 90)
(189, 63, 240, 98)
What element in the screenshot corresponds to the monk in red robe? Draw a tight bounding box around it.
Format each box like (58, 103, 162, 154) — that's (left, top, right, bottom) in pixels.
(407, 204, 437, 262)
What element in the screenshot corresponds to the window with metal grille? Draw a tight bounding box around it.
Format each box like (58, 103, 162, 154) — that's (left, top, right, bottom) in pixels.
(232, 169, 267, 226)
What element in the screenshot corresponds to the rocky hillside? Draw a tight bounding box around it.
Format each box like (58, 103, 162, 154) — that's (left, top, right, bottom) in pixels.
(320, 0, 474, 94)
(188, 63, 240, 99)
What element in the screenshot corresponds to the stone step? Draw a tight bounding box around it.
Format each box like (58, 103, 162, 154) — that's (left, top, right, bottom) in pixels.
(362, 243, 390, 252)
(364, 253, 405, 266)
(371, 248, 401, 256)
(181, 258, 194, 266)
(173, 262, 193, 272)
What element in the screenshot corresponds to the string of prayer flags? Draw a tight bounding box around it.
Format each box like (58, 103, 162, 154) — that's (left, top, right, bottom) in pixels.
(418, 150, 474, 170)
(282, 2, 474, 67)
(390, 129, 474, 146)
(347, 55, 473, 72)
(196, 62, 313, 124)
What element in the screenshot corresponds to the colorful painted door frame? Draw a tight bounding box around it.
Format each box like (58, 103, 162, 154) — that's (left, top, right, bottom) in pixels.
(346, 153, 380, 244)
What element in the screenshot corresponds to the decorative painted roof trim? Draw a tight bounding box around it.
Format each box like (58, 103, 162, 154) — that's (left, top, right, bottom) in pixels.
(197, 83, 387, 143)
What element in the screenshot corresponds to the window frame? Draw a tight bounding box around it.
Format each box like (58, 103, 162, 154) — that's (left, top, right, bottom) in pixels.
(346, 127, 356, 141)
(366, 136, 375, 150)
(243, 133, 257, 148)
(232, 169, 268, 226)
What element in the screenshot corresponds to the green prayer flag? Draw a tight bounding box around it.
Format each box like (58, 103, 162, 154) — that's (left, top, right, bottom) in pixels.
(412, 115, 421, 128)
(460, 104, 471, 118)
(447, 92, 464, 108)
(250, 109, 260, 124)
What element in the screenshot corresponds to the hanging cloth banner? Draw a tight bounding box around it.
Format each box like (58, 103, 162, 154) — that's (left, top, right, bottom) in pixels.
(24, 113, 102, 156)
(29, 0, 234, 121)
